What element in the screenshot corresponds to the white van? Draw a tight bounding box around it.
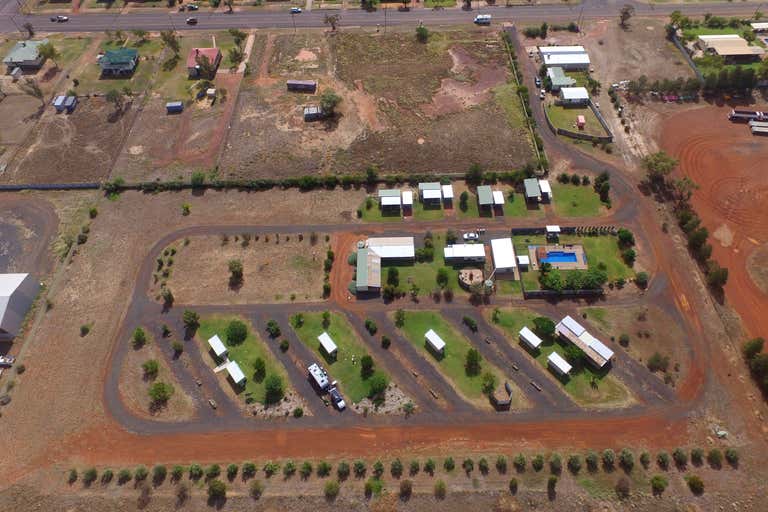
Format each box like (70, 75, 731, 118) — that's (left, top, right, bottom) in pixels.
(473, 14, 492, 25)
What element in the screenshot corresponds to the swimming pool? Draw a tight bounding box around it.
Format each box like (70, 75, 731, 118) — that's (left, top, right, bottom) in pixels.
(542, 251, 578, 264)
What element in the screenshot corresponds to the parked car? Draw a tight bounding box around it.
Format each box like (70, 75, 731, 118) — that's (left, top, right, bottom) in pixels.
(50, 15, 69, 22)
(462, 232, 479, 241)
(534, 77, 541, 87)
(290, 7, 302, 13)
(539, 89, 546, 99)
(186, 17, 198, 24)
(187, 3, 199, 9)
(208, 398, 217, 409)
(329, 387, 346, 411)
(0, 355, 15, 367)
(473, 14, 491, 25)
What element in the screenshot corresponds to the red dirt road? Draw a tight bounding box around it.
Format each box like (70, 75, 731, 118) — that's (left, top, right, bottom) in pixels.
(661, 105, 768, 340)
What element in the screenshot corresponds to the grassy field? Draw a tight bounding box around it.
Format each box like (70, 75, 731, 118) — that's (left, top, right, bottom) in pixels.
(495, 279, 523, 297)
(291, 311, 386, 403)
(413, 200, 445, 221)
(456, 191, 484, 219)
(488, 308, 632, 407)
(197, 315, 289, 405)
(48, 36, 93, 70)
(581, 307, 609, 330)
(551, 182, 605, 217)
(546, 103, 607, 138)
(513, 234, 634, 281)
(395, 310, 504, 403)
(74, 37, 163, 95)
(385, 233, 464, 296)
(359, 198, 402, 222)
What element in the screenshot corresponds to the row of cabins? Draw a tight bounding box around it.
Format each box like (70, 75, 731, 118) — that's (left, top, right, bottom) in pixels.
(518, 315, 615, 378)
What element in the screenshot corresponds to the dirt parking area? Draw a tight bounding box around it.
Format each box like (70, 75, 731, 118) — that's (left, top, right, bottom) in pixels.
(2, 97, 133, 184)
(0, 93, 44, 168)
(150, 232, 330, 304)
(220, 29, 533, 179)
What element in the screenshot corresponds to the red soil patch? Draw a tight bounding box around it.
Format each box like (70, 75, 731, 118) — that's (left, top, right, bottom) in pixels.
(660, 104, 768, 340)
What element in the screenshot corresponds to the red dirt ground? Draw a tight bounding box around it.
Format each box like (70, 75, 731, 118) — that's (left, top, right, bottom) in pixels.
(660, 105, 768, 341)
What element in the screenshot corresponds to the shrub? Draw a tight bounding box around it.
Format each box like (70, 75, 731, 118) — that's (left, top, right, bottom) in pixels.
(353, 460, 367, 478)
(707, 449, 723, 469)
(619, 448, 634, 472)
(462, 458, 474, 474)
(478, 457, 489, 475)
(548, 475, 558, 492)
(640, 451, 650, 469)
(691, 448, 704, 466)
(585, 451, 598, 472)
(549, 453, 562, 474)
(337, 461, 350, 480)
(463, 316, 478, 332)
(567, 454, 582, 474)
(635, 271, 649, 288)
(148, 381, 174, 404)
(496, 455, 507, 474)
(509, 477, 518, 494)
(264, 374, 284, 404)
(651, 474, 668, 495)
(263, 461, 279, 477)
(391, 458, 403, 478)
(373, 460, 384, 478)
(170, 465, 183, 481)
(132, 327, 147, 348)
(416, 25, 429, 43)
(657, 451, 670, 470)
(226, 464, 238, 480)
(182, 310, 199, 330)
(142, 359, 159, 379)
(292, 407, 304, 418)
(82, 467, 98, 485)
(444, 457, 455, 472)
(513, 454, 526, 472)
(409, 460, 420, 476)
(532, 454, 544, 472)
(324, 479, 340, 499)
(615, 476, 630, 499)
(226, 320, 248, 345)
(724, 448, 739, 466)
(360, 355, 374, 379)
(672, 448, 688, 468)
(279, 339, 289, 352)
(207, 479, 226, 500)
(67, 469, 78, 485)
(434, 479, 447, 499)
(134, 466, 148, 482)
(171, 340, 184, 354)
(381, 336, 391, 349)
(400, 479, 414, 500)
(364, 319, 378, 335)
(317, 461, 332, 477)
(743, 337, 765, 360)
(465, 348, 482, 376)
(189, 464, 203, 480)
(249, 479, 264, 499)
(647, 352, 669, 373)
(151, 465, 167, 485)
(265, 319, 281, 338)
(242, 462, 256, 479)
(300, 461, 313, 479)
(602, 449, 616, 470)
(283, 460, 296, 477)
(686, 475, 704, 495)
(206, 464, 221, 480)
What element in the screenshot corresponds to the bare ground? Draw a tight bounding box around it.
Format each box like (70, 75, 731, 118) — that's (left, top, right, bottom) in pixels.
(746, 242, 768, 295)
(150, 233, 329, 305)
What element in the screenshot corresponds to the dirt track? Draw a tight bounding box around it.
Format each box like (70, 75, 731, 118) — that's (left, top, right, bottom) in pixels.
(660, 105, 768, 341)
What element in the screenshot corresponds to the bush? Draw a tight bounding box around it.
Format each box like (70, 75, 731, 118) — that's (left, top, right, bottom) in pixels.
(707, 449, 723, 469)
(142, 359, 159, 379)
(743, 337, 764, 360)
(567, 454, 582, 474)
(189, 464, 203, 480)
(672, 448, 688, 468)
(283, 460, 296, 477)
(478, 457, 489, 475)
(171, 340, 184, 354)
(82, 467, 98, 485)
(416, 25, 429, 42)
(686, 475, 704, 495)
(148, 381, 174, 404)
(409, 460, 420, 476)
(337, 461, 350, 480)
(132, 327, 147, 348)
(462, 316, 478, 332)
(434, 479, 447, 499)
(549, 453, 562, 474)
(249, 480, 264, 499)
(602, 449, 616, 470)
(364, 319, 377, 335)
(324, 479, 340, 499)
(300, 461, 313, 479)
(496, 455, 507, 474)
(391, 458, 403, 478)
(585, 451, 598, 472)
(292, 406, 303, 418)
(619, 448, 634, 472)
(640, 451, 650, 469)
(465, 348, 482, 376)
(171, 465, 183, 481)
(651, 474, 668, 495)
(724, 448, 739, 466)
(657, 451, 670, 470)
(182, 310, 200, 330)
(279, 339, 289, 352)
(152, 465, 167, 484)
(509, 477, 518, 494)
(242, 462, 256, 479)
(399, 478, 413, 499)
(532, 454, 544, 472)
(353, 460, 366, 478)
(647, 352, 669, 373)
(317, 461, 332, 477)
(117, 468, 131, 484)
(207, 479, 226, 500)
(444, 457, 455, 472)
(462, 458, 474, 474)
(381, 336, 391, 349)
(226, 320, 248, 345)
(635, 271, 649, 288)
(691, 447, 704, 466)
(265, 319, 281, 338)
(373, 460, 384, 478)
(226, 464, 238, 480)
(264, 374, 284, 404)
(134, 466, 148, 482)
(206, 464, 221, 480)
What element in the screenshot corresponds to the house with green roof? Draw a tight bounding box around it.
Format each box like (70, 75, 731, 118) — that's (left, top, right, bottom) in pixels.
(546, 67, 576, 92)
(476, 185, 493, 210)
(99, 48, 139, 76)
(3, 39, 49, 72)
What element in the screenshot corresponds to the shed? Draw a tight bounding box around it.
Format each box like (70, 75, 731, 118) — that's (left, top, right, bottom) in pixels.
(378, 189, 402, 209)
(516, 255, 530, 268)
(441, 184, 454, 204)
(166, 101, 184, 114)
(303, 105, 323, 122)
(63, 95, 77, 113)
(318, 331, 338, 358)
(477, 185, 493, 207)
(206, 88, 216, 98)
(752, 22, 768, 32)
(519, 326, 543, 350)
(207, 335, 228, 359)
(559, 87, 590, 105)
(226, 360, 246, 386)
(355, 248, 381, 292)
(366, 237, 415, 260)
(286, 79, 317, 93)
(3, 39, 49, 71)
(576, 115, 586, 129)
(444, 243, 486, 262)
(424, 329, 446, 355)
(523, 178, 541, 201)
(492, 190, 505, 206)
(0, 273, 40, 339)
(53, 95, 66, 112)
(548, 352, 572, 376)
(538, 179, 552, 201)
(491, 238, 516, 273)
(419, 182, 442, 202)
(402, 190, 414, 207)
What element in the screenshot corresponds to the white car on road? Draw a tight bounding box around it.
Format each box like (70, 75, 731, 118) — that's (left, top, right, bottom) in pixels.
(463, 232, 479, 241)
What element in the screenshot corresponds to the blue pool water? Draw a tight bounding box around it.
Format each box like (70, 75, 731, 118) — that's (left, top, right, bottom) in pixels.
(542, 251, 578, 263)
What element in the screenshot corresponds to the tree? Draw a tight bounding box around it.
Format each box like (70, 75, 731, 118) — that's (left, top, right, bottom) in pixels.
(265, 319, 281, 338)
(567, 454, 582, 474)
(743, 337, 765, 360)
(320, 89, 342, 115)
(195, 54, 217, 80)
(368, 373, 388, 398)
(226, 319, 248, 345)
(416, 25, 429, 43)
(686, 475, 704, 495)
(228, 259, 244, 285)
(465, 348, 482, 376)
(360, 354, 374, 378)
(148, 381, 174, 404)
(465, 163, 484, 185)
(19, 78, 44, 107)
(105, 89, 125, 114)
(619, 448, 634, 472)
(38, 42, 60, 68)
(673, 176, 698, 204)
(617, 228, 635, 247)
(228, 46, 244, 68)
(253, 357, 266, 381)
(324, 479, 340, 499)
(459, 191, 469, 211)
(183, 310, 200, 330)
(602, 449, 616, 470)
(619, 5, 635, 28)
(651, 475, 668, 495)
(533, 317, 555, 339)
(395, 309, 406, 327)
(132, 327, 147, 348)
(264, 374, 284, 404)
(635, 271, 649, 288)
(142, 359, 159, 379)
(160, 30, 180, 55)
(481, 371, 496, 394)
(643, 151, 678, 186)
(436, 267, 450, 288)
(324, 14, 341, 32)
(132, 29, 148, 43)
(207, 479, 226, 500)
(22, 22, 34, 39)
(706, 261, 729, 289)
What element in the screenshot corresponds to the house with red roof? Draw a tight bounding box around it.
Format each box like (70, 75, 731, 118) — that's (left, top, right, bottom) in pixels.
(186, 47, 222, 79)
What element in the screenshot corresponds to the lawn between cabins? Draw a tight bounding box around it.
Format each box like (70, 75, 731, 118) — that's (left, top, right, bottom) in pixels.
(384, 233, 463, 297)
(291, 311, 387, 404)
(457, 188, 543, 219)
(487, 308, 633, 407)
(196, 315, 290, 405)
(394, 310, 505, 405)
(551, 182, 606, 217)
(359, 196, 445, 222)
(546, 104, 606, 139)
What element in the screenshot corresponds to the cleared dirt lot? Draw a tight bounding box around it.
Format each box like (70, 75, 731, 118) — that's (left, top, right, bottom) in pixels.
(220, 29, 533, 179)
(660, 104, 768, 341)
(152, 233, 329, 304)
(0, 93, 44, 168)
(3, 98, 133, 184)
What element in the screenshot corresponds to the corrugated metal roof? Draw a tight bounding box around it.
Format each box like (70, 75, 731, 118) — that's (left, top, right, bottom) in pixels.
(207, 335, 227, 357)
(491, 238, 516, 269)
(444, 244, 486, 259)
(560, 315, 585, 336)
(477, 185, 493, 205)
(523, 178, 540, 198)
(519, 326, 543, 349)
(425, 329, 446, 352)
(318, 331, 338, 355)
(3, 39, 48, 64)
(548, 352, 572, 374)
(227, 360, 246, 384)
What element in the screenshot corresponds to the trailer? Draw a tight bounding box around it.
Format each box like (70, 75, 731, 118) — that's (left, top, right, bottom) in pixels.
(286, 79, 317, 93)
(748, 120, 768, 128)
(728, 109, 765, 122)
(751, 125, 768, 136)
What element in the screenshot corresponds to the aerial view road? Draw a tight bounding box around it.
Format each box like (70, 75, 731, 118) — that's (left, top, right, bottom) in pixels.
(0, 0, 765, 510)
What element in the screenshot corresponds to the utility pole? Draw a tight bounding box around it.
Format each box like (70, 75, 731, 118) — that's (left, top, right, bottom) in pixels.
(384, 5, 387, 34)
(291, 12, 296, 34)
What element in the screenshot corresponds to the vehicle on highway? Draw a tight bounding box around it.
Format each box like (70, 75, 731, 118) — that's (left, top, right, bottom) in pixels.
(473, 14, 491, 25)
(186, 17, 198, 25)
(290, 7, 302, 13)
(50, 15, 69, 22)
(463, 232, 479, 241)
(329, 387, 346, 411)
(208, 398, 217, 409)
(187, 3, 199, 9)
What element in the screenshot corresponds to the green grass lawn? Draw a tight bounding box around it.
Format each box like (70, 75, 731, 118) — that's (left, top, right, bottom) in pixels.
(546, 104, 606, 138)
(197, 315, 289, 405)
(456, 192, 486, 219)
(424, 0, 456, 7)
(682, 25, 753, 40)
(386, 233, 465, 296)
(413, 200, 444, 221)
(74, 37, 163, 95)
(359, 198, 402, 222)
(502, 189, 544, 217)
(581, 307, 608, 330)
(290, 311, 386, 403)
(495, 279, 522, 296)
(395, 310, 504, 402)
(551, 182, 605, 217)
(48, 36, 92, 70)
(489, 308, 631, 407)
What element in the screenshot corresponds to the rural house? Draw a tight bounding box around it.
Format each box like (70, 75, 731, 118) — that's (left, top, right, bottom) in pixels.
(3, 39, 49, 72)
(546, 66, 576, 91)
(186, 47, 222, 79)
(559, 87, 590, 106)
(99, 48, 139, 76)
(539, 45, 590, 70)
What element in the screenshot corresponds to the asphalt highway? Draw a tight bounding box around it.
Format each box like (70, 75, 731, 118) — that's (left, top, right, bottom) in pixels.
(0, 0, 763, 34)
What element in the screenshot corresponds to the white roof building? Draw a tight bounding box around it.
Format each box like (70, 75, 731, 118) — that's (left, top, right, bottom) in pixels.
(546, 225, 561, 234)
(751, 22, 768, 31)
(318, 331, 338, 357)
(555, 315, 615, 368)
(308, 363, 330, 390)
(419, 182, 442, 201)
(402, 190, 413, 206)
(227, 360, 246, 386)
(538, 179, 552, 197)
(539, 46, 590, 68)
(492, 190, 505, 205)
(366, 237, 415, 260)
(378, 189, 402, 208)
(490, 238, 516, 272)
(517, 255, 531, 266)
(519, 326, 543, 350)
(425, 329, 446, 354)
(207, 334, 228, 359)
(548, 352, 573, 376)
(441, 184, 454, 200)
(538, 45, 587, 55)
(560, 87, 590, 101)
(0, 273, 40, 339)
(444, 243, 486, 261)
